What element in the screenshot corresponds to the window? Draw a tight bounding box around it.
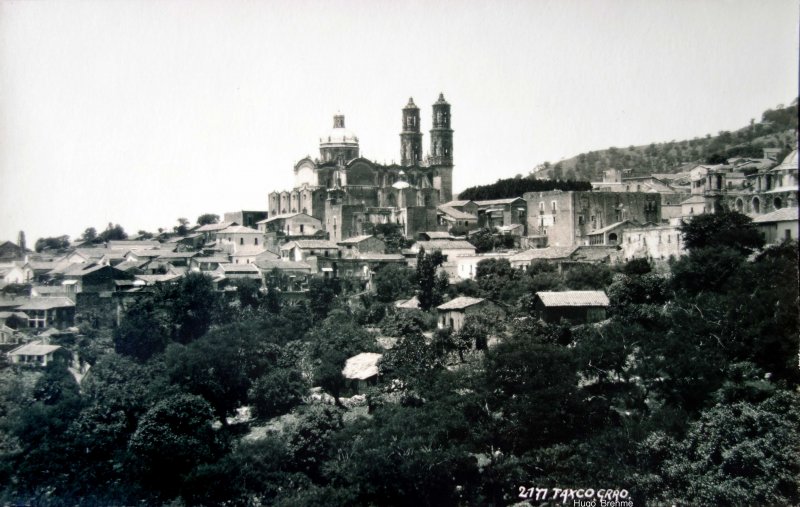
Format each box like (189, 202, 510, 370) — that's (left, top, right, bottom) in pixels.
(786, 229, 792, 240)
(254, 238, 258, 245)
(551, 201, 557, 212)
(300, 224, 304, 233)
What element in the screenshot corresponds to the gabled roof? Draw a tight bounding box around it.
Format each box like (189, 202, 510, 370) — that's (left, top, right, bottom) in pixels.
(196, 221, 237, 232)
(219, 225, 261, 234)
(255, 260, 312, 271)
(586, 221, 632, 236)
(342, 352, 382, 380)
(193, 255, 230, 264)
(535, 291, 609, 307)
(438, 206, 477, 220)
(128, 249, 178, 258)
(421, 231, 456, 240)
(8, 340, 61, 357)
(62, 263, 109, 277)
(415, 240, 476, 251)
(217, 263, 260, 273)
(107, 240, 161, 250)
(134, 274, 182, 284)
(281, 240, 339, 250)
(475, 197, 525, 206)
(338, 235, 376, 245)
(751, 207, 799, 223)
(441, 199, 475, 208)
(17, 297, 75, 310)
(509, 247, 577, 262)
(357, 253, 405, 261)
(262, 212, 317, 223)
(437, 296, 485, 310)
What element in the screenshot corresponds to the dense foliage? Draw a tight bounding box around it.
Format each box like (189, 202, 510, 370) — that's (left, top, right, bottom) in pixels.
(458, 177, 592, 201)
(2, 222, 797, 505)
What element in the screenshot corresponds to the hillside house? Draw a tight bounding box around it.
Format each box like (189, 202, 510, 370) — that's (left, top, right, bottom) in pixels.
(16, 297, 76, 329)
(533, 291, 609, 324)
(280, 240, 340, 263)
(7, 340, 62, 367)
(436, 296, 504, 332)
(751, 207, 798, 243)
(337, 235, 386, 257)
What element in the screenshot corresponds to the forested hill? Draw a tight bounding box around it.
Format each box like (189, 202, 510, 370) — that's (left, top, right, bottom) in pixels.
(531, 100, 798, 182)
(458, 178, 592, 201)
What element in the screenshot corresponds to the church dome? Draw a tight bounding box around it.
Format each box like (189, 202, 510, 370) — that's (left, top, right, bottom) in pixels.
(320, 113, 359, 147)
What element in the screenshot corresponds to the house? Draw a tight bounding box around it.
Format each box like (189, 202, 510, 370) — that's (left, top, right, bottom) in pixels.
(621, 224, 685, 264)
(533, 291, 609, 324)
(258, 212, 322, 237)
(190, 255, 231, 273)
(106, 240, 161, 251)
(436, 296, 503, 332)
(337, 235, 386, 257)
(454, 252, 515, 281)
(440, 199, 480, 216)
(395, 296, 421, 310)
(0, 324, 21, 345)
(223, 210, 269, 229)
(509, 247, 578, 270)
(474, 197, 528, 232)
(751, 207, 799, 243)
(214, 263, 263, 283)
(409, 240, 477, 261)
(583, 220, 634, 246)
(62, 263, 134, 294)
(0, 264, 29, 287)
(133, 274, 183, 286)
(16, 297, 76, 329)
(255, 259, 313, 292)
(0, 311, 29, 330)
(437, 205, 479, 231)
(280, 240, 340, 263)
(7, 340, 62, 366)
(680, 195, 707, 217)
(342, 352, 383, 391)
(0, 241, 28, 262)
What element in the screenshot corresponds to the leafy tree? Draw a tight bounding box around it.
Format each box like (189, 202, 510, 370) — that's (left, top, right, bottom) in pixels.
(197, 213, 220, 225)
(286, 405, 344, 481)
(98, 222, 128, 242)
(114, 296, 170, 361)
(170, 272, 219, 343)
(249, 368, 308, 420)
(174, 217, 190, 236)
(458, 177, 591, 201)
(679, 210, 764, 254)
(137, 229, 154, 239)
(128, 393, 218, 498)
(80, 227, 98, 243)
(166, 322, 280, 423)
(307, 277, 341, 321)
(369, 222, 409, 253)
(415, 247, 445, 310)
(563, 263, 614, 290)
(373, 263, 415, 302)
(34, 234, 70, 252)
(622, 257, 652, 276)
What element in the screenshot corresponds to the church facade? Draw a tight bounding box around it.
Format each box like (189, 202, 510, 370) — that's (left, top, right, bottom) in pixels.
(268, 94, 454, 242)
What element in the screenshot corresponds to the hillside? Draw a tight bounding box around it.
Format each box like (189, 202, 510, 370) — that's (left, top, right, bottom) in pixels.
(532, 100, 798, 182)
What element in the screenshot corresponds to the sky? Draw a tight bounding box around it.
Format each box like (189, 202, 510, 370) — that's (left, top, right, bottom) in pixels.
(0, 0, 797, 243)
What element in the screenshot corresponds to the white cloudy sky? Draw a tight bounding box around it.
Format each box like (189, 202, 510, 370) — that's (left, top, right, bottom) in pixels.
(0, 0, 797, 242)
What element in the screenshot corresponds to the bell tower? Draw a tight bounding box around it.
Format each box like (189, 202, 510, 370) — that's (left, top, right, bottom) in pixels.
(429, 93, 453, 202)
(400, 98, 423, 166)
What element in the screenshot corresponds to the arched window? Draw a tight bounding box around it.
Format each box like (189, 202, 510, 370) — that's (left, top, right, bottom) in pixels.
(752, 197, 761, 214)
(773, 197, 782, 209)
(735, 198, 743, 212)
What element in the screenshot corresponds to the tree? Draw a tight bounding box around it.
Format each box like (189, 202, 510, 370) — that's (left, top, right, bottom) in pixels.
(249, 368, 308, 419)
(415, 247, 445, 310)
(197, 213, 220, 226)
(174, 217, 190, 236)
(170, 272, 219, 343)
(128, 394, 218, 498)
(34, 235, 70, 252)
(679, 210, 764, 254)
(373, 263, 415, 303)
(80, 227, 98, 244)
(113, 296, 170, 361)
(98, 223, 127, 242)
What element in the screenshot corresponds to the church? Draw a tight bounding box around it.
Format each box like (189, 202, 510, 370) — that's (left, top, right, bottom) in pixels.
(268, 94, 454, 242)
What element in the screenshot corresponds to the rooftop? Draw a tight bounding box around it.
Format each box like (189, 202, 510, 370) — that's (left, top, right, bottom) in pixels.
(437, 296, 485, 310)
(342, 352, 382, 380)
(509, 247, 577, 261)
(8, 340, 61, 357)
(17, 297, 75, 310)
(536, 291, 610, 307)
(751, 207, 799, 223)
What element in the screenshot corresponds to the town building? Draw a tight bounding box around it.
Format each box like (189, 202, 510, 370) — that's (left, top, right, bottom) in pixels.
(223, 210, 268, 229)
(268, 95, 454, 242)
(523, 190, 661, 248)
(16, 297, 76, 329)
(436, 296, 504, 332)
(7, 340, 62, 367)
(533, 291, 609, 324)
(751, 207, 799, 243)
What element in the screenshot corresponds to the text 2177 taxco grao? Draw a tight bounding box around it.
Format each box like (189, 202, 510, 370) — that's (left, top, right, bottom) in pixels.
(517, 486, 633, 506)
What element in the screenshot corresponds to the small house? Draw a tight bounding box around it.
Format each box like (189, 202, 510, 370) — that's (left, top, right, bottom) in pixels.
(436, 296, 503, 332)
(7, 340, 62, 367)
(342, 352, 382, 391)
(533, 291, 610, 324)
(16, 297, 76, 329)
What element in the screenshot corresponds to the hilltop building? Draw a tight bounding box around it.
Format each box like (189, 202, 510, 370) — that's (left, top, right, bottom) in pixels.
(268, 95, 454, 241)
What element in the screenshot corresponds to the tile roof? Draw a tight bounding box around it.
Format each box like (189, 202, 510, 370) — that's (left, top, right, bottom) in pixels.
(129, 249, 178, 258)
(437, 296, 485, 310)
(395, 296, 421, 309)
(438, 206, 477, 220)
(263, 212, 310, 223)
(281, 240, 339, 250)
(219, 225, 261, 234)
(415, 240, 476, 251)
(8, 340, 61, 357)
(421, 231, 456, 239)
(342, 352, 382, 380)
(357, 253, 405, 261)
(217, 263, 260, 273)
(196, 221, 236, 232)
(441, 200, 474, 208)
(255, 260, 312, 271)
(194, 255, 231, 264)
(17, 297, 76, 310)
(751, 207, 799, 223)
(134, 274, 182, 284)
(536, 291, 609, 307)
(475, 198, 525, 206)
(338, 235, 375, 245)
(509, 247, 577, 261)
